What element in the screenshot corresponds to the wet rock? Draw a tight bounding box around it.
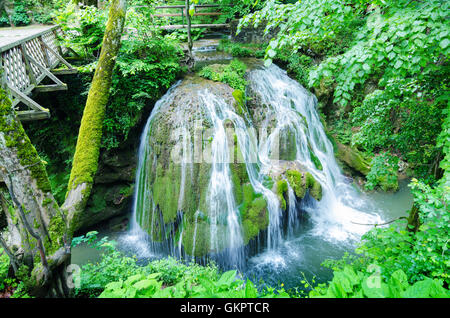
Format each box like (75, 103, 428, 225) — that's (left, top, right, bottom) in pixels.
(335, 141, 371, 176)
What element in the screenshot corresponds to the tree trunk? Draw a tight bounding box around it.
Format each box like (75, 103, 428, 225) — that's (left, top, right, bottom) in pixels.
(63, 0, 127, 236)
(0, 88, 70, 297)
(0, 0, 127, 297)
(184, 0, 195, 70)
(406, 203, 420, 233)
(186, 0, 193, 54)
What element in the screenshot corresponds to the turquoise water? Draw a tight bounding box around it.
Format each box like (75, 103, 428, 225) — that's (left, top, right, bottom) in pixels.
(71, 179, 413, 289)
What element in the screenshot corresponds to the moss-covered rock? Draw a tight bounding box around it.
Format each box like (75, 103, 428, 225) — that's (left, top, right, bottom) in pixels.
(137, 75, 271, 256)
(271, 166, 323, 210)
(336, 141, 370, 176)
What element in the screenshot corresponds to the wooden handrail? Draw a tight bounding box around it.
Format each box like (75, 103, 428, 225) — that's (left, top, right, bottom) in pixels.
(132, 4, 231, 9)
(153, 12, 223, 17)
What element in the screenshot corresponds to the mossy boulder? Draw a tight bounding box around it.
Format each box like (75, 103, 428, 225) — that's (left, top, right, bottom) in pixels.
(269, 162, 323, 210)
(138, 75, 270, 256)
(336, 141, 370, 176)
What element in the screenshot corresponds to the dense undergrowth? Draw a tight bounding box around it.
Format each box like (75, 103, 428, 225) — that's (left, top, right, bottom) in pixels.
(70, 232, 291, 298)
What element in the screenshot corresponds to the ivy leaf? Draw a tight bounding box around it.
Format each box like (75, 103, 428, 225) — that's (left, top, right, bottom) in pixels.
(440, 39, 449, 49)
(267, 48, 276, 58)
(394, 60, 403, 69)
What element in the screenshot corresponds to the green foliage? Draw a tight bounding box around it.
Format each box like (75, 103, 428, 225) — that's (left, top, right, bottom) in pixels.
(0, 10, 10, 27)
(324, 177, 450, 289)
(273, 47, 313, 87)
(198, 59, 247, 91)
(103, 36, 183, 149)
(365, 152, 399, 191)
(310, 265, 449, 298)
(99, 268, 291, 298)
(217, 39, 266, 58)
(73, 234, 142, 297)
(328, 117, 353, 145)
(0, 248, 9, 291)
(10, 1, 31, 26)
(215, 0, 267, 21)
(351, 78, 446, 168)
(243, 0, 449, 176)
(55, 3, 107, 60)
(53, 4, 184, 151)
(74, 234, 290, 298)
(73, 234, 219, 297)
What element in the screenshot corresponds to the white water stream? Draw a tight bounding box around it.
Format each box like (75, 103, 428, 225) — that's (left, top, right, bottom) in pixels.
(119, 63, 393, 285)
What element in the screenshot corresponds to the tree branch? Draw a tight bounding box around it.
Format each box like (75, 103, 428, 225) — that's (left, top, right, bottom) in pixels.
(351, 216, 408, 226)
(5, 174, 49, 275)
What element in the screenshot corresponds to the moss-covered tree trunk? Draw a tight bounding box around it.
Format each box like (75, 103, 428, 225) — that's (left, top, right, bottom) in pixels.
(63, 0, 127, 235)
(0, 88, 70, 297)
(0, 0, 127, 297)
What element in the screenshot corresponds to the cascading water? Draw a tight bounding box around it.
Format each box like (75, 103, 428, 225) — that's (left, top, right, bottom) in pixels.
(246, 65, 382, 243)
(122, 62, 384, 276)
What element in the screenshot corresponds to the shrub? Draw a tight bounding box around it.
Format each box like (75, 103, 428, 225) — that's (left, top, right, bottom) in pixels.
(365, 152, 399, 191)
(0, 248, 10, 291)
(198, 59, 247, 91)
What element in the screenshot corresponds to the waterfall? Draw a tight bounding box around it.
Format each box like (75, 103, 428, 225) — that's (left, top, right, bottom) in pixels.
(247, 65, 382, 243)
(122, 63, 383, 268)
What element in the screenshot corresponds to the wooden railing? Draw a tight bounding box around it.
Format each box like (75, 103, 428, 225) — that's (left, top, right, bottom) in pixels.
(0, 25, 77, 121)
(133, 4, 231, 30)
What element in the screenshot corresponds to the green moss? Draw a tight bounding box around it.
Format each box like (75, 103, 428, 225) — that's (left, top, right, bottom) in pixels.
(241, 192, 268, 244)
(67, 0, 126, 194)
(286, 169, 306, 199)
(232, 89, 246, 116)
(278, 128, 297, 161)
(275, 179, 288, 210)
(305, 172, 322, 201)
(182, 219, 213, 257)
(230, 137, 269, 244)
(45, 213, 67, 255)
(0, 88, 52, 192)
(310, 179, 323, 201)
(309, 148, 323, 170)
(42, 198, 52, 206)
(283, 169, 323, 203)
(336, 142, 371, 175)
(89, 191, 107, 214)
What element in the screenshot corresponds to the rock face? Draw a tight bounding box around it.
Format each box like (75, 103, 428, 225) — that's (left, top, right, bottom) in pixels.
(336, 141, 371, 176)
(133, 67, 323, 258)
(80, 144, 137, 232)
(133, 75, 272, 256)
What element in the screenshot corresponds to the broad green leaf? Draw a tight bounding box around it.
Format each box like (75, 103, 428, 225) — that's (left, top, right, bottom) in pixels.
(267, 49, 276, 58)
(264, 58, 273, 68)
(217, 270, 237, 286)
(245, 279, 258, 298)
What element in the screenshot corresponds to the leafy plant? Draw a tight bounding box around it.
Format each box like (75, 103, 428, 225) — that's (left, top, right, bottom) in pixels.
(365, 152, 399, 191)
(242, 0, 449, 178)
(310, 265, 449, 298)
(54, 3, 107, 59)
(11, 3, 31, 26)
(198, 59, 247, 90)
(217, 39, 266, 58)
(0, 248, 10, 291)
(99, 268, 291, 298)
